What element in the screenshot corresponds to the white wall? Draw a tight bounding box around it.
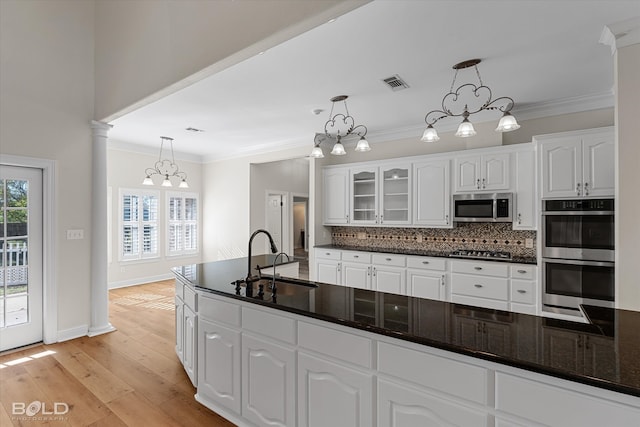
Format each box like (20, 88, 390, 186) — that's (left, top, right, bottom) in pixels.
(0, 0, 95, 333)
(94, 0, 368, 121)
(202, 147, 309, 262)
(106, 147, 203, 288)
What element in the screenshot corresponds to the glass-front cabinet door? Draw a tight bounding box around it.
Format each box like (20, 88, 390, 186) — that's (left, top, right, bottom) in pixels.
(350, 167, 378, 224)
(380, 164, 411, 225)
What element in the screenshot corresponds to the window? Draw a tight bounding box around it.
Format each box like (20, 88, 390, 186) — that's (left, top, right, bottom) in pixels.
(168, 193, 198, 256)
(120, 190, 159, 261)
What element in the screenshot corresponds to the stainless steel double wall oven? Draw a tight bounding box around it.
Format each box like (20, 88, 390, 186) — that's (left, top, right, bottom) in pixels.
(541, 198, 615, 315)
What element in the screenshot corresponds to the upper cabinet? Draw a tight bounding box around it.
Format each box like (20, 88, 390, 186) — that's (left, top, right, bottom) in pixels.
(323, 167, 350, 224)
(538, 127, 614, 199)
(413, 159, 452, 228)
(513, 147, 537, 230)
(379, 163, 411, 226)
(351, 167, 379, 225)
(455, 152, 510, 192)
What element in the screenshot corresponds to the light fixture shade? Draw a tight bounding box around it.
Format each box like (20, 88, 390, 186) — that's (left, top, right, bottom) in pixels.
(142, 176, 154, 185)
(354, 137, 371, 152)
(495, 112, 521, 132)
(179, 179, 189, 188)
(161, 176, 173, 187)
(331, 141, 346, 155)
(310, 145, 324, 158)
(455, 118, 477, 137)
(421, 125, 440, 142)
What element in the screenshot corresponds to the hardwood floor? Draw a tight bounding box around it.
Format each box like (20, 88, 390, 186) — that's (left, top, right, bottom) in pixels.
(0, 280, 236, 427)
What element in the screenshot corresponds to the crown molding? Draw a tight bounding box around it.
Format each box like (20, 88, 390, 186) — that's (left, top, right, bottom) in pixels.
(108, 139, 204, 163)
(510, 90, 614, 121)
(600, 17, 640, 55)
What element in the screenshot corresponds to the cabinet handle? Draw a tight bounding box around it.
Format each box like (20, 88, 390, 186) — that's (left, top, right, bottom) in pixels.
(482, 178, 486, 189)
(375, 214, 379, 223)
(474, 284, 483, 288)
(517, 289, 527, 294)
(367, 266, 371, 276)
(474, 266, 483, 271)
(441, 275, 445, 286)
(380, 214, 384, 223)
(354, 255, 359, 258)
(477, 322, 482, 333)
(517, 269, 527, 274)
(483, 322, 487, 333)
(477, 178, 481, 189)
(517, 213, 522, 225)
(584, 182, 590, 196)
(422, 261, 430, 264)
(576, 183, 581, 195)
(577, 335, 583, 348)
(346, 214, 349, 222)
(386, 258, 392, 261)
(585, 335, 590, 350)
(445, 214, 449, 224)
(373, 267, 377, 277)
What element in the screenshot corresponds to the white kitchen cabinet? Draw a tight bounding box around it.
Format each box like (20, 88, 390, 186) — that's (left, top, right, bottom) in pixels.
(538, 127, 614, 198)
(450, 260, 510, 311)
(406, 256, 448, 301)
(198, 317, 242, 414)
(315, 249, 341, 285)
(323, 167, 350, 224)
(372, 265, 405, 294)
(242, 334, 295, 427)
(341, 261, 371, 290)
(183, 304, 197, 386)
(513, 147, 537, 230)
(379, 163, 411, 225)
(378, 379, 489, 427)
(350, 166, 379, 224)
(412, 159, 452, 227)
(455, 152, 510, 192)
(175, 296, 184, 362)
(298, 351, 373, 427)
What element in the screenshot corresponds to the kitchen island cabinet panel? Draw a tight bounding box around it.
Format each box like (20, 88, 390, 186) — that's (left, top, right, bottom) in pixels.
(298, 352, 373, 427)
(378, 379, 489, 427)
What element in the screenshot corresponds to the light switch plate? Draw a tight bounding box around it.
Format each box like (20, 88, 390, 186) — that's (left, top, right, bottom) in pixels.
(66, 229, 84, 240)
(525, 238, 534, 248)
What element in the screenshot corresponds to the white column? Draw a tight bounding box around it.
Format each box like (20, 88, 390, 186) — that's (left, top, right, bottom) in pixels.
(88, 120, 116, 336)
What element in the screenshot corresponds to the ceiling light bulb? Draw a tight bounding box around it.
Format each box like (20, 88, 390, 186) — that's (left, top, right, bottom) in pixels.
(142, 176, 154, 185)
(161, 176, 173, 187)
(421, 124, 440, 142)
(354, 137, 371, 152)
(455, 118, 477, 137)
(495, 112, 521, 132)
(179, 179, 189, 189)
(310, 145, 324, 158)
(331, 141, 346, 156)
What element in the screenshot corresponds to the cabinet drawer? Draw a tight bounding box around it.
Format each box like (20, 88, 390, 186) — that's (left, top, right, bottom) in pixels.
(184, 285, 197, 311)
(316, 249, 341, 260)
(406, 256, 446, 271)
(451, 274, 509, 301)
(511, 280, 535, 304)
(298, 321, 372, 368)
(199, 294, 241, 327)
(510, 265, 535, 280)
(451, 260, 509, 277)
(372, 253, 406, 267)
(378, 341, 488, 404)
(242, 307, 295, 344)
(341, 251, 371, 264)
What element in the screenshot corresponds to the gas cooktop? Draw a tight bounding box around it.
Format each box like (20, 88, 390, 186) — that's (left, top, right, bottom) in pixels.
(449, 249, 512, 261)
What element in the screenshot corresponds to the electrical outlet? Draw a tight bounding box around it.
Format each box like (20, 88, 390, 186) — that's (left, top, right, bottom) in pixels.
(66, 229, 84, 240)
(415, 234, 423, 243)
(525, 238, 534, 249)
(357, 232, 367, 240)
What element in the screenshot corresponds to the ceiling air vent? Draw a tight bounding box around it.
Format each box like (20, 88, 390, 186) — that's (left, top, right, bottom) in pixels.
(382, 74, 409, 91)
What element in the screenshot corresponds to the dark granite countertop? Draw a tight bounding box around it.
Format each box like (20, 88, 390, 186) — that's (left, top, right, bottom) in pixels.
(173, 257, 640, 398)
(315, 244, 537, 264)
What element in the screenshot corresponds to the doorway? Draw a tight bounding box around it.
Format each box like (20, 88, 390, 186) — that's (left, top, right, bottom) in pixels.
(0, 165, 43, 351)
(265, 192, 291, 256)
(293, 196, 309, 279)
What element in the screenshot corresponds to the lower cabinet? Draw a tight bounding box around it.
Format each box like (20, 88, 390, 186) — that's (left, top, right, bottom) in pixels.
(183, 305, 197, 386)
(298, 352, 373, 427)
(242, 334, 295, 427)
(407, 269, 445, 300)
(197, 317, 241, 414)
(372, 265, 405, 294)
(315, 259, 341, 285)
(377, 379, 488, 427)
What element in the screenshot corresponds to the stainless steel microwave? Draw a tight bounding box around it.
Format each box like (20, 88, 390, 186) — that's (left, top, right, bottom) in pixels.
(452, 193, 513, 223)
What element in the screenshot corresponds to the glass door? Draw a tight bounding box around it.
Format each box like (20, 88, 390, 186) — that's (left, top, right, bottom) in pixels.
(351, 168, 378, 224)
(380, 165, 410, 225)
(0, 165, 43, 351)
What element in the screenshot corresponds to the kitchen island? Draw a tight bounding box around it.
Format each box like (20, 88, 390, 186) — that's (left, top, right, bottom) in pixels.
(173, 256, 640, 427)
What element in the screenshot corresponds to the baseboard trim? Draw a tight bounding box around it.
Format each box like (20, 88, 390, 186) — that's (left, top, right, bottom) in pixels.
(57, 325, 89, 342)
(108, 273, 174, 289)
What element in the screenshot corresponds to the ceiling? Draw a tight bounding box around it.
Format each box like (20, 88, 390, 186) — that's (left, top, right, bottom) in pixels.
(108, 0, 639, 162)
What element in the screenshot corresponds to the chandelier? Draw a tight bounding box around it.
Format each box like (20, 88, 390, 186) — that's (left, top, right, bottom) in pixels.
(421, 59, 520, 143)
(310, 95, 371, 158)
(142, 136, 189, 188)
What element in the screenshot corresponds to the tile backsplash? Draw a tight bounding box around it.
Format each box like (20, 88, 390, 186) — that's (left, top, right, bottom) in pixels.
(331, 223, 537, 258)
